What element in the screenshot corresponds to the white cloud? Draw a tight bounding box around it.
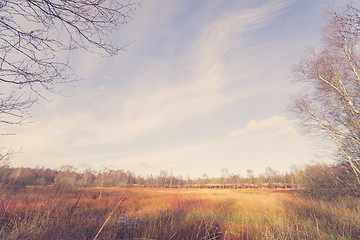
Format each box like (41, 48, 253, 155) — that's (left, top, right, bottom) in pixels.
(44, 0, 297, 146)
(228, 115, 297, 137)
(3, 0, 310, 174)
(103, 0, 297, 143)
(274, 126, 298, 137)
(96, 128, 308, 178)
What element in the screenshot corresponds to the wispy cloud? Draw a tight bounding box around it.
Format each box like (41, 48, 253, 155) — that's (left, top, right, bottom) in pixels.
(3, 0, 311, 174)
(274, 126, 298, 137)
(94, 0, 298, 144)
(228, 115, 298, 137)
(25, 0, 299, 148)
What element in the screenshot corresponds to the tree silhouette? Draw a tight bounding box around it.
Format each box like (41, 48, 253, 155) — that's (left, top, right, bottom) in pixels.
(0, 0, 139, 124)
(292, 3, 360, 182)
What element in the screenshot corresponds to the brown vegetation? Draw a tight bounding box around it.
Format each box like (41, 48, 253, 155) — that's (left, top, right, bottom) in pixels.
(0, 165, 298, 190)
(0, 187, 359, 239)
(1, 161, 358, 201)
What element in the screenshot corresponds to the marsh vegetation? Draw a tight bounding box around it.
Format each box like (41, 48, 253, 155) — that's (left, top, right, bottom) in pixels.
(0, 187, 359, 239)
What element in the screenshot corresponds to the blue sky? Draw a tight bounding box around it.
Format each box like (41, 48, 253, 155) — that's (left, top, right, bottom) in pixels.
(1, 0, 346, 178)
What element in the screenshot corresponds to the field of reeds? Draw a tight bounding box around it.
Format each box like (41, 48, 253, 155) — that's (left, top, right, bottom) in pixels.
(0, 187, 359, 240)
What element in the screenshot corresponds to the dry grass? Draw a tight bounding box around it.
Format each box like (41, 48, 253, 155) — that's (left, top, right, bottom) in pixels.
(0, 187, 359, 239)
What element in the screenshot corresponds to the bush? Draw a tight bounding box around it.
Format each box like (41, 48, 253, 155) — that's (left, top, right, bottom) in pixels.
(299, 162, 360, 199)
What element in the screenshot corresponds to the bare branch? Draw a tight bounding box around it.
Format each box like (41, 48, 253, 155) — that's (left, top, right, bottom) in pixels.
(0, 0, 139, 124)
(292, 3, 360, 183)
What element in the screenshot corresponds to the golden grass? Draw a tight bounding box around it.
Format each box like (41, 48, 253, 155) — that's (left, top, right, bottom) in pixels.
(0, 187, 359, 239)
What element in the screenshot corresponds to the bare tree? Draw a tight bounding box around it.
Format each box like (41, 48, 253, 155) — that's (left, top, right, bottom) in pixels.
(0, 0, 139, 124)
(265, 167, 276, 184)
(246, 169, 254, 186)
(292, 3, 360, 183)
(0, 147, 15, 166)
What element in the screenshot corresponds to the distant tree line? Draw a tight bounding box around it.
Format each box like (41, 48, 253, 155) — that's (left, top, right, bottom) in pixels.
(0, 162, 358, 199)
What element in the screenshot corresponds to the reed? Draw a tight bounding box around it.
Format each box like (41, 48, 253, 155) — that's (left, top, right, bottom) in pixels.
(0, 187, 358, 239)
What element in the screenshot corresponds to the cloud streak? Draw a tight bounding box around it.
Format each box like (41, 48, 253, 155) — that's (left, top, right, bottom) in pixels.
(95, 0, 298, 143)
(24, 0, 299, 148)
(2, 0, 322, 177)
(228, 115, 298, 137)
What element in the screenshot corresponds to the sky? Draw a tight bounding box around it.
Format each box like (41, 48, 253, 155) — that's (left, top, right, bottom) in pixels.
(0, 0, 347, 178)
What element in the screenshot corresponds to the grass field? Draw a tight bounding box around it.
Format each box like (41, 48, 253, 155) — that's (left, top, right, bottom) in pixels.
(0, 187, 359, 239)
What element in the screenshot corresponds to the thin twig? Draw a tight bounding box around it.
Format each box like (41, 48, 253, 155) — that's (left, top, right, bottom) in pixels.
(93, 197, 124, 240)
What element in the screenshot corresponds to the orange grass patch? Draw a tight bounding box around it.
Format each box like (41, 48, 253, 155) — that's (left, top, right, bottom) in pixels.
(0, 187, 359, 239)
